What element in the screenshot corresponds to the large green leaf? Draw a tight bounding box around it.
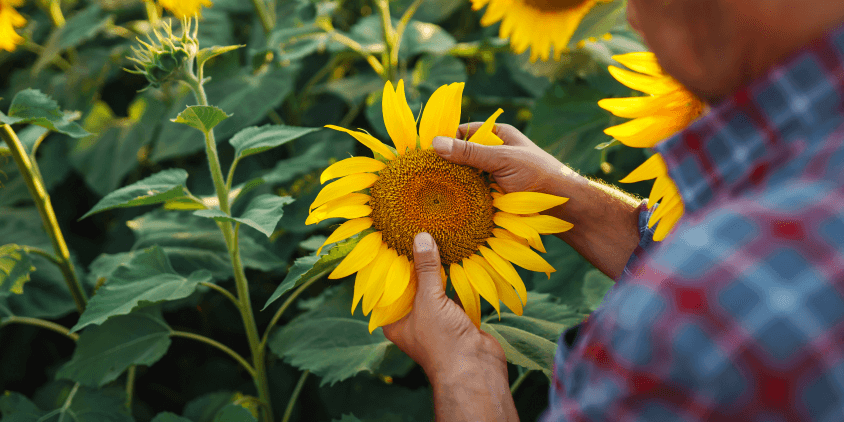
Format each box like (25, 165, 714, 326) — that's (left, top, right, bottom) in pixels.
(152, 66, 297, 162)
(70, 246, 211, 332)
(152, 413, 195, 422)
(0, 385, 132, 422)
(57, 308, 171, 387)
(32, 5, 113, 75)
(263, 235, 361, 310)
(481, 322, 557, 379)
(212, 405, 257, 422)
(128, 211, 284, 280)
(194, 194, 294, 237)
(0, 244, 34, 295)
(182, 392, 237, 422)
(171, 106, 232, 135)
(0, 89, 89, 138)
(318, 374, 433, 422)
(493, 292, 587, 343)
(269, 284, 399, 386)
(567, 0, 627, 48)
(229, 125, 321, 161)
(80, 169, 189, 219)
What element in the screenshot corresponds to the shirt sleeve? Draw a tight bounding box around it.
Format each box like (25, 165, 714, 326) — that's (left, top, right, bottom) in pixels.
(620, 200, 658, 280)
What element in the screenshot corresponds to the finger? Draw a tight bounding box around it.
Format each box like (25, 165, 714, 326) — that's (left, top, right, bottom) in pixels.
(432, 136, 510, 173)
(457, 122, 532, 147)
(412, 232, 446, 308)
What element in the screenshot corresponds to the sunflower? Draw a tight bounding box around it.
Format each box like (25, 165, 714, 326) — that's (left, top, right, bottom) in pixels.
(471, 0, 613, 62)
(598, 52, 704, 241)
(308, 80, 573, 333)
(0, 0, 26, 52)
(158, 0, 212, 19)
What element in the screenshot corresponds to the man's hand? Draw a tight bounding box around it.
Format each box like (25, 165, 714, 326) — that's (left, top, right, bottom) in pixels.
(433, 123, 642, 280)
(383, 232, 518, 422)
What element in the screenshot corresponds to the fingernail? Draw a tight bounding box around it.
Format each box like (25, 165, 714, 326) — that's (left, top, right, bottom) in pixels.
(432, 136, 453, 155)
(414, 232, 433, 252)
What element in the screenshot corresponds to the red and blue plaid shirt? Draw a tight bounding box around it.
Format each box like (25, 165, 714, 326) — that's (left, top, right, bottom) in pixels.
(542, 23, 844, 421)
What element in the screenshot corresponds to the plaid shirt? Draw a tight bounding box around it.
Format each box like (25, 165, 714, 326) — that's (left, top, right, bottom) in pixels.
(541, 23, 844, 422)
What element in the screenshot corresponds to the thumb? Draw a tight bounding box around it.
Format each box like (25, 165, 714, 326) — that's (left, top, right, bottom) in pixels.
(412, 232, 446, 307)
(432, 136, 507, 173)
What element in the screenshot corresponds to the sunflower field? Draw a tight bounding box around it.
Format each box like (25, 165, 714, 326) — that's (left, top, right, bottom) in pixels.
(0, 0, 659, 421)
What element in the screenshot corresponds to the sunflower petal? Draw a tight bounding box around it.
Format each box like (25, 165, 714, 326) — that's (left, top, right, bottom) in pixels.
(325, 125, 396, 160)
(647, 175, 671, 207)
(450, 263, 481, 328)
(493, 191, 568, 214)
(317, 217, 373, 255)
(492, 227, 528, 246)
(468, 108, 505, 146)
(363, 247, 398, 314)
(419, 83, 464, 149)
(382, 80, 418, 154)
(478, 245, 527, 304)
(368, 271, 417, 333)
(310, 173, 379, 211)
(653, 201, 684, 241)
(321, 157, 386, 184)
(619, 153, 665, 184)
(648, 190, 682, 229)
(329, 232, 383, 279)
(471, 255, 523, 316)
(607, 66, 680, 95)
(305, 205, 371, 225)
(463, 257, 500, 317)
(612, 52, 664, 76)
(604, 114, 689, 148)
(306, 193, 371, 224)
(493, 212, 545, 252)
(379, 254, 412, 307)
(519, 215, 573, 234)
(352, 246, 381, 314)
(487, 237, 555, 275)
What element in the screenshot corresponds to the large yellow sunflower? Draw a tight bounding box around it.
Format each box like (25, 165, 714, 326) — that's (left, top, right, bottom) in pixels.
(471, 0, 613, 62)
(308, 80, 573, 333)
(0, 0, 26, 52)
(598, 52, 704, 241)
(158, 0, 212, 19)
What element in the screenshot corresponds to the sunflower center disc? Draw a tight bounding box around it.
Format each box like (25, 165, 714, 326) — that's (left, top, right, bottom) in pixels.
(521, 0, 588, 12)
(369, 148, 494, 265)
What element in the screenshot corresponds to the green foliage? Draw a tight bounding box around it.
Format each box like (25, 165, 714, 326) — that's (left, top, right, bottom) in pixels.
(212, 405, 258, 422)
(0, 385, 133, 422)
(172, 106, 232, 135)
(194, 194, 294, 237)
(58, 308, 171, 387)
(80, 169, 189, 219)
(0, 244, 34, 294)
(0, 89, 89, 138)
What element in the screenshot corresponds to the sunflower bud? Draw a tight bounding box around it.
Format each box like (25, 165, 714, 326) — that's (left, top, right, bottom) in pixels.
(125, 18, 199, 89)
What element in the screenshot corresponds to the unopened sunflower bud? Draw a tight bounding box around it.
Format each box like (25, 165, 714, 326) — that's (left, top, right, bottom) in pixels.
(125, 18, 200, 89)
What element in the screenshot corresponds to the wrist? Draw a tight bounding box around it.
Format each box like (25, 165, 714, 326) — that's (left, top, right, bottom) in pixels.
(423, 334, 508, 386)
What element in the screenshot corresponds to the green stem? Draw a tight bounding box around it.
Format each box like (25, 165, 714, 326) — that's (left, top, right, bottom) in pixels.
(21, 245, 63, 268)
(186, 78, 274, 422)
(225, 158, 240, 194)
(258, 269, 327, 350)
(250, 0, 274, 34)
(0, 124, 88, 314)
(125, 366, 136, 411)
(48, 0, 66, 27)
(170, 331, 256, 377)
(280, 370, 309, 422)
(374, 0, 396, 81)
(329, 32, 386, 77)
(0, 316, 79, 341)
(390, 0, 425, 69)
(200, 281, 240, 308)
(510, 369, 532, 395)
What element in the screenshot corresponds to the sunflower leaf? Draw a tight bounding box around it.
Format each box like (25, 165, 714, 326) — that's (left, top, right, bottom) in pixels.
(80, 169, 189, 220)
(196, 44, 244, 68)
(0, 244, 35, 295)
(0, 89, 90, 138)
(171, 105, 231, 135)
(194, 194, 294, 237)
(262, 235, 362, 311)
(151, 412, 194, 422)
(57, 307, 171, 387)
(229, 124, 321, 161)
(481, 323, 556, 380)
(212, 405, 257, 422)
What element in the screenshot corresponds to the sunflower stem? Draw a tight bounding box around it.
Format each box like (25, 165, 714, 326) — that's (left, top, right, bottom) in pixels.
(250, 0, 275, 34)
(281, 370, 310, 422)
(259, 269, 328, 351)
(170, 331, 256, 377)
(390, 0, 425, 70)
(125, 366, 137, 412)
(0, 124, 88, 315)
(184, 71, 274, 422)
(0, 316, 79, 341)
(374, 0, 396, 81)
(510, 369, 532, 395)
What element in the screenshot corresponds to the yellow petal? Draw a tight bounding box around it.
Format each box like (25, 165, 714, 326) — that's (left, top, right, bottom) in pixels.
(493, 212, 545, 252)
(597, 90, 692, 119)
(463, 257, 500, 317)
(363, 247, 398, 314)
(306, 193, 371, 225)
(320, 157, 386, 184)
(419, 83, 464, 149)
(329, 232, 383, 279)
(604, 114, 690, 148)
(607, 66, 681, 95)
(471, 255, 522, 316)
(647, 175, 672, 208)
(487, 237, 555, 275)
(352, 245, 383, 314)
(653, 201, 684, 241)
(493, 192, 568, 214)
(325, 125, 396, 160)
(648, 190, 682, 229)
(612, 52, 665, 76)
(519, 215, 573, 234)
(379, 254, 411, 307)
(310, 173, 379, 211)
(382, 80, 418, 155)
(619, 153, 666, 184)
(450, 263, 481, 329)
(368, 271, 417, 333)
(492, 227, 528, 246)
(478, 245, 526, 304)
(468, 109, 505, 146)
(317, 217, 373, 255)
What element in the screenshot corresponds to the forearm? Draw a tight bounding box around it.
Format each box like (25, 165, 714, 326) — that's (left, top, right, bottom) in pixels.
(428, 360, 519, 422)
(543, 167, 642, 280)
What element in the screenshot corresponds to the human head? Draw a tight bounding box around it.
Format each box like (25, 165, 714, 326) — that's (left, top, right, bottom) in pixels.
(627, 0, 844, 103)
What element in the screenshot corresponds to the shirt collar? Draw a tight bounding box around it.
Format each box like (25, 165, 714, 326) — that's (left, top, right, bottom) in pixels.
(653, 22, 844, 214)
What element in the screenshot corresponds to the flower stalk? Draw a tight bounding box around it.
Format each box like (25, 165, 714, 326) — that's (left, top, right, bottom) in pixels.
(0, 124, 88, 314)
